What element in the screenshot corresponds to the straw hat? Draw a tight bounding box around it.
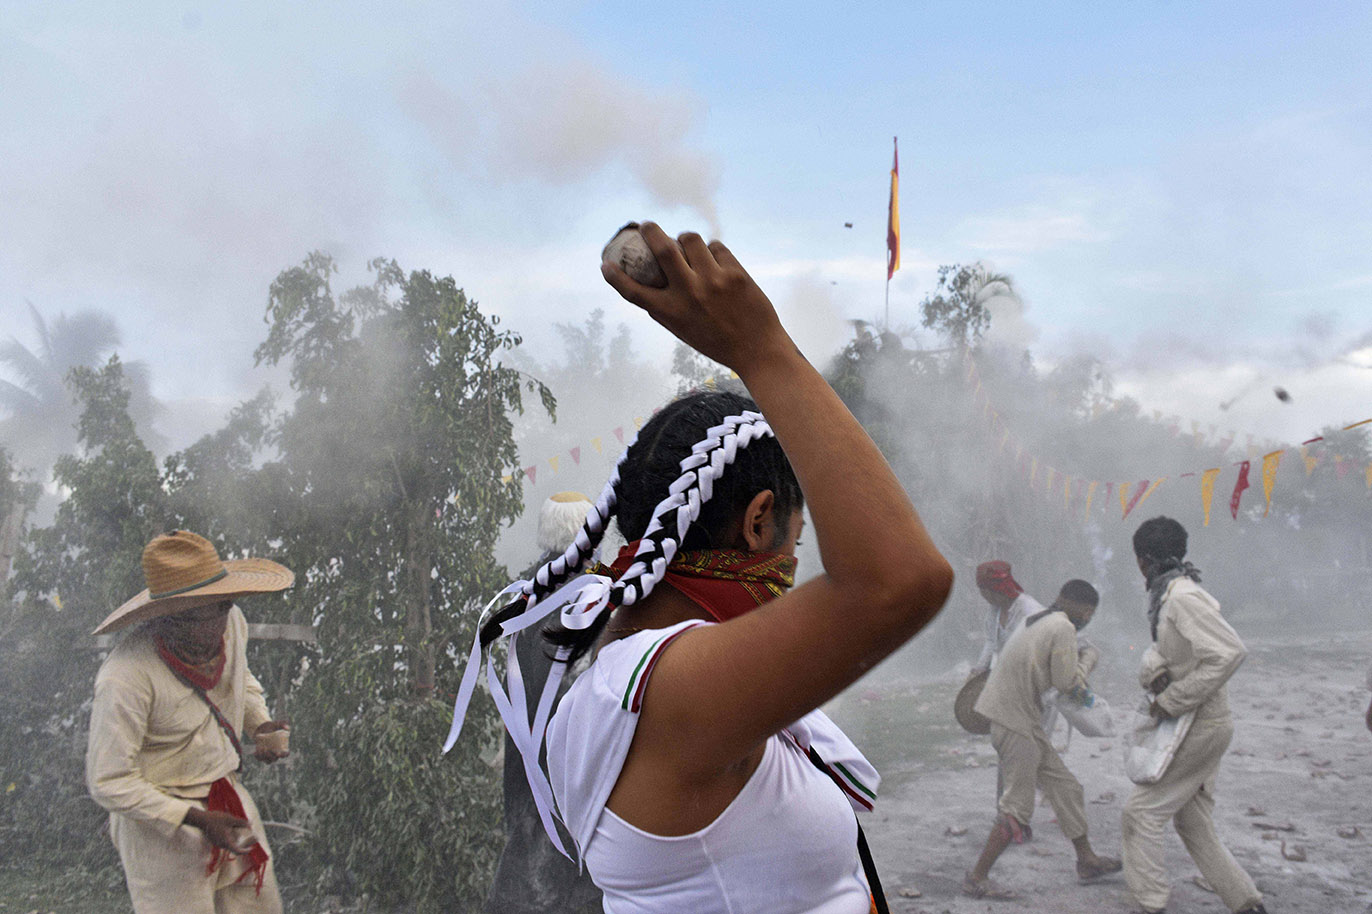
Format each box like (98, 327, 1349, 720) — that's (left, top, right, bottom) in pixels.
(954, 669, 992, 735)
(92, 530, 294, 635)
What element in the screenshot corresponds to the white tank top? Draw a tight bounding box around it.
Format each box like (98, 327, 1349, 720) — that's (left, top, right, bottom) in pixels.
(546, 621, 873, 914)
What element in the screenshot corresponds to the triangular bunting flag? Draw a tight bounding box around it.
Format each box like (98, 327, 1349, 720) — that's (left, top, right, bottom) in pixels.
(1084, 480, 1098, 517)
(1230, 461, 1250, 519)
(524, 466, 537, 484)
(1300, 446, 1317, 476)
(613, 427, 624, 443)
(633, 417, 643, 429)
(1129, 478, 1165, 517)
(570, 446, 581, 465)
(1260, 450, 1283, 516)
(1336, 455, 1350, 479)
(1343, 418, 1372, 430)
(1063, 474, 1073, 511)
(592, 437, 603, 454)
(1200, 468, 1220, 527)
(501, 474, 513, 484)
(549, 455, 560, 475)
(1029, 458, 1039, 486)
(1118, 481, 1133, 518)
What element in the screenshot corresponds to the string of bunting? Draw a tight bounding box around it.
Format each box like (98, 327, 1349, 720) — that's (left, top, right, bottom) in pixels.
(497, 373, 741, 488)
(964, 356, 1371, 525)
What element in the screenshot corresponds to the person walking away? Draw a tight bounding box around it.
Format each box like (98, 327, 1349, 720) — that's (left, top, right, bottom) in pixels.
(485, 492, 603, 914)
(1121, 516, 1266, 914)
(963, 579, 1121, 900)
(86, 531, 294, 914)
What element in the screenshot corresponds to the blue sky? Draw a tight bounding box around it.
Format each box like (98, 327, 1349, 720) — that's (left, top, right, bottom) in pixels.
(2, 1, 1369, 449)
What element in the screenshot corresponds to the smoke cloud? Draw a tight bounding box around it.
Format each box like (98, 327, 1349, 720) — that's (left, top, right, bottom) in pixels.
(400, 62, 721, 234)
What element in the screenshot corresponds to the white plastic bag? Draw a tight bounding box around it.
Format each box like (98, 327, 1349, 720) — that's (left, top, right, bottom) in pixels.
(1041, 688, 1116, 739)
(1125, 699, 1196, 785)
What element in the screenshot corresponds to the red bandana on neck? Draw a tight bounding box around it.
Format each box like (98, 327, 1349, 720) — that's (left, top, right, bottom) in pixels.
(609, 541, 797, 622)
(155, 635, 227, 690)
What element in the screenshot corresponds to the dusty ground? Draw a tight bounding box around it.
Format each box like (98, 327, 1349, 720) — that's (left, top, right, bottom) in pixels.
(831, 634, 1372, 914)
(3, 635, 1367, 913)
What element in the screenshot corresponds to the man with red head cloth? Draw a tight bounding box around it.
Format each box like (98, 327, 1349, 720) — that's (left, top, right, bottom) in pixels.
(972, 561, 1042, 676)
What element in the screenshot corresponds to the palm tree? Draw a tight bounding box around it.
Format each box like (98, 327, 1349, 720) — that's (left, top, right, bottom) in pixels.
(0, 304, 160, 476)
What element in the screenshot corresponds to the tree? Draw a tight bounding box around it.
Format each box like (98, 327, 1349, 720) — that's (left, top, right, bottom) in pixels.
(0, 304, 161, 475)
(249, 252, 553, 910)
(0, 448, 39, 591)
(2, 357, 167, 869)
(919, 263, 1018, 350)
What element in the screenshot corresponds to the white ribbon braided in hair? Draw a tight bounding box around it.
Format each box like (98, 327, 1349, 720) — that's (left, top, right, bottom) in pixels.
(440, 410, 775, 858)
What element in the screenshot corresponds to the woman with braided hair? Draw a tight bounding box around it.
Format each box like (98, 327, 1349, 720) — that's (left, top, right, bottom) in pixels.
(444, 222, 953, 913)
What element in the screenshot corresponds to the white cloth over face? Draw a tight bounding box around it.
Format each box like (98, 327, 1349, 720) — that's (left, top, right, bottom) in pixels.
(545, 620, 880, 914)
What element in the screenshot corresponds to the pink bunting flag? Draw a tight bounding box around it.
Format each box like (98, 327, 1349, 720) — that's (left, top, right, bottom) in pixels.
(524, 466, 537, 484)
(1229, 461, 1250, 519)
(570, 446, 581, 465)
(1122, 479, 1151, 518)
(613, 427, 624, 443)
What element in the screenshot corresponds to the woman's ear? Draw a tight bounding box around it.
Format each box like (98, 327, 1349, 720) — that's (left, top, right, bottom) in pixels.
(740, 489, 777, 551)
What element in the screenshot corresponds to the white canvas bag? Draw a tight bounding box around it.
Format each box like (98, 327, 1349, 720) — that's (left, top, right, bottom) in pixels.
(1124, 698, 1196, 785)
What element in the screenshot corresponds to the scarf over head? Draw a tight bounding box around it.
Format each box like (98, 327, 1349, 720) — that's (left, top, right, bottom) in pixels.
(1143, 555, 1202, 642)
(975, 560, 1023, 600)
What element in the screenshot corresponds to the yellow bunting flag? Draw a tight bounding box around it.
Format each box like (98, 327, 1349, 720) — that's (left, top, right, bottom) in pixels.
(633, 417, 643, 429)
(1118, 481, 1131, 518)
(1064, 475, 1073, 510)
(1084, 481, 1099, 516)
(1029, 458, 1038, 486)
(1200, 467, 1220, 526)
(549, 455, 560, 475)
(1300, 446, 1316, 476)
(704, 376, 717, 388)
(501, 474, 513, 484)
(1260, 449, 1283, 516)
(1343, 418, 1372, 430)
(52, 592, 63, 611)
(591, 436, 603, 454)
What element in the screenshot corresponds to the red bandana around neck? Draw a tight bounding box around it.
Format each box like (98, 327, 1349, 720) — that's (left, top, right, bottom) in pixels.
(155, 635, 227, 691)
(608, 540, 797, 622)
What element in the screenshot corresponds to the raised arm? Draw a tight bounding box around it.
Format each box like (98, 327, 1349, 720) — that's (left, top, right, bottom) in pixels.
(602, 224, 953, 774)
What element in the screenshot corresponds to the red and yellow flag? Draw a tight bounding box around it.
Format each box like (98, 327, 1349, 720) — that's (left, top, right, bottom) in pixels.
(886, 137, 900, 280)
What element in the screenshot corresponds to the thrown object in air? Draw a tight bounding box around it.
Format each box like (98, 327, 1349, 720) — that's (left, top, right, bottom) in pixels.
(1274, 386, 1292, 403)
(602, 222, 669, 288)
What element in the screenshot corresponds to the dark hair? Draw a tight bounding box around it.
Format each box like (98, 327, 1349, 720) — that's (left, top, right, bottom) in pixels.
(616, 392, 802, 549)
(1132, 516, 1188, 563)
(1058, 579, 1098, 606)
(482, 390, 802, 663)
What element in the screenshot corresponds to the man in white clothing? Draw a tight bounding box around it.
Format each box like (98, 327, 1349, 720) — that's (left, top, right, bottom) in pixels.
(86, 530, 294, 914)
(1122, 517, 1266, 914)
(971, 560, 1040, 675)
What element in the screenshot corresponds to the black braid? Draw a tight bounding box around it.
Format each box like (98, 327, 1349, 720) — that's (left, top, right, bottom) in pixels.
(544, 391, 801, 665)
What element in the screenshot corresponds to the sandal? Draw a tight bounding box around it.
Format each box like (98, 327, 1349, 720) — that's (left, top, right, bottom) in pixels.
(962, 871, 1020, 900)
(1077, 855, 1123, 883)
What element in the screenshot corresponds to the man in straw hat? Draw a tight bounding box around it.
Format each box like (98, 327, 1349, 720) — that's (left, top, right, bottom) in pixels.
(86, 530, 295, 914)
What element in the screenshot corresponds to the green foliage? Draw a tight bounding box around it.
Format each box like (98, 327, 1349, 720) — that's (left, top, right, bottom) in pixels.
(918, 263, 1015, 349)
(2, 254, 552, 911)
(2, 357, 167, 869)
(243, 253, 549, 910)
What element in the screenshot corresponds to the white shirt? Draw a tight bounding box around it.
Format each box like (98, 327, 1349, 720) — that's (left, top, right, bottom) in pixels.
(976, 591, 1042, 672)
(546, 621, 875, 914)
